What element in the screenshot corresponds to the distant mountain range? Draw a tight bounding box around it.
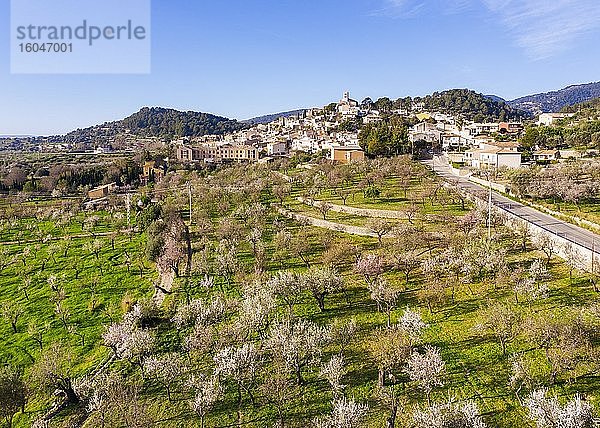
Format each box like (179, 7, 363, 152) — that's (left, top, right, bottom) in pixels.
(506, 82, 600, 115)
(243, 109, 307, 125)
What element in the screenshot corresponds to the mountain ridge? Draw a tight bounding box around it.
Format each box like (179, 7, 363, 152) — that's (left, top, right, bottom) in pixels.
(507, 81, 600, 115)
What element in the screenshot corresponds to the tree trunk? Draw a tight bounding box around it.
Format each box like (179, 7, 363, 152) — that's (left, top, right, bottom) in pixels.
(386, 404, 398, 428)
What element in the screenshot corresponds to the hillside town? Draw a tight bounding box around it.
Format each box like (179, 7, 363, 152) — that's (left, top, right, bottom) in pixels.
(173, 92, 595, 169)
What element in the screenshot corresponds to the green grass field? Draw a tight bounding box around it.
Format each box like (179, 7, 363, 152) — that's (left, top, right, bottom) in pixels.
(1, 159, 599, 428)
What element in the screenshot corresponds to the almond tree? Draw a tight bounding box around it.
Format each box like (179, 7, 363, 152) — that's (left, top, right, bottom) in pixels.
(300, 266, 343, 312)
(215, 239, 237, 288)
(144, 353, 185, 402)
(102, 318, 155, 369)
(189, 375, 221, 428)
(399, 307, 427, 343)
(320, 354, 347, 398)
(268, 318, 330, 385)
(314, 398, 368, 428)
(240, 280, 277, 338)
(268, 271, 302, 315)
(354, 254, 385, 287)
(171, 297, 226, 330)
(406, 346, 445, 405)
(368, 278, 399, 328)
(525, 389, 598, 428)
(412, 399, 487, 428)
(214, 343, 261, 416)
(514, 259, 550, 305)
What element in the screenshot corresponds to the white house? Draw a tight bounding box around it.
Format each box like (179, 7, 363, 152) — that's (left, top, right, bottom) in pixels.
(464, 123, 499, 136)
(532, 149, 560, 162)
(465, 148, 522, 169)
(267, 141, 288, 156)
(537, 113, 575, 126)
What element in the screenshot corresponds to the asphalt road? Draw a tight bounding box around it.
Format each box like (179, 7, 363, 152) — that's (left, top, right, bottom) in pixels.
(424, 156, 600, 256)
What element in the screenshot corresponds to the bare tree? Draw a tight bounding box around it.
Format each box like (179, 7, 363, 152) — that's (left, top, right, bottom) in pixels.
(533, 234, 557, 265)
(478, 302, 521, 356)
(1, 302, 24, 334)
(30, 342, 80, 405)
(367, 327, 411, 387)
(0, 366, 27, 427)
(273, 183, 292, 206)
(563, 242, 586, 282)
(318, 201, 334, 220)
(368, 218, 393, 246)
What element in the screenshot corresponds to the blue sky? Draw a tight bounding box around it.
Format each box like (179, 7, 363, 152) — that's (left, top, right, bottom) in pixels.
(1, 0, 599, 135)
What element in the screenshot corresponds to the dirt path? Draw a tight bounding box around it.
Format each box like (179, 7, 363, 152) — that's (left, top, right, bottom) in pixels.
(297, 197, 407, 219)
(276, 205, 378, 238)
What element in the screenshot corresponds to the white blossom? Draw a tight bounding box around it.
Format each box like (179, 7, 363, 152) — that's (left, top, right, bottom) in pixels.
(189, 375, 221, 421)
(413, 399, 487, 428)
(314, 398, 368, 428)
(320, 354, 346, 396)
(525, 388, 598, 428)
(268, 318, 330, 384)
(171, 298, 226, 329)
(399, 307, 427, 341)
(406, 346, 445, 402)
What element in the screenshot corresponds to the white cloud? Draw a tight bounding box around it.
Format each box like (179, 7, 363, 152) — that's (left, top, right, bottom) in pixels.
(372, 1, 424, 18)
(382, 0, 600, 59)
(482, 0, 600, 59)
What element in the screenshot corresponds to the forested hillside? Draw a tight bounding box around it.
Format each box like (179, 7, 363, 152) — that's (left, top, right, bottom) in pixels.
(416, 89, 526, 122)
(60, 107, 248, 144)
(509, 82, 600, 115)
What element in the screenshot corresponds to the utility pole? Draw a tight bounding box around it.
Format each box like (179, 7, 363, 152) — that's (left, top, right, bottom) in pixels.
(487, 170, 492, 241)
(126, 193, 131, 231)
(187, 181, 192, 225)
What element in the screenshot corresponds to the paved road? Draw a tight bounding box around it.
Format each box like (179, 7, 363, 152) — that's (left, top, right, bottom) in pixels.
(424, 156, 600, 255)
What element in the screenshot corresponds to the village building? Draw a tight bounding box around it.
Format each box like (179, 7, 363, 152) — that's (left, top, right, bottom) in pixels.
(330, 144, 365, 164)
(88, 182, 117, 200)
